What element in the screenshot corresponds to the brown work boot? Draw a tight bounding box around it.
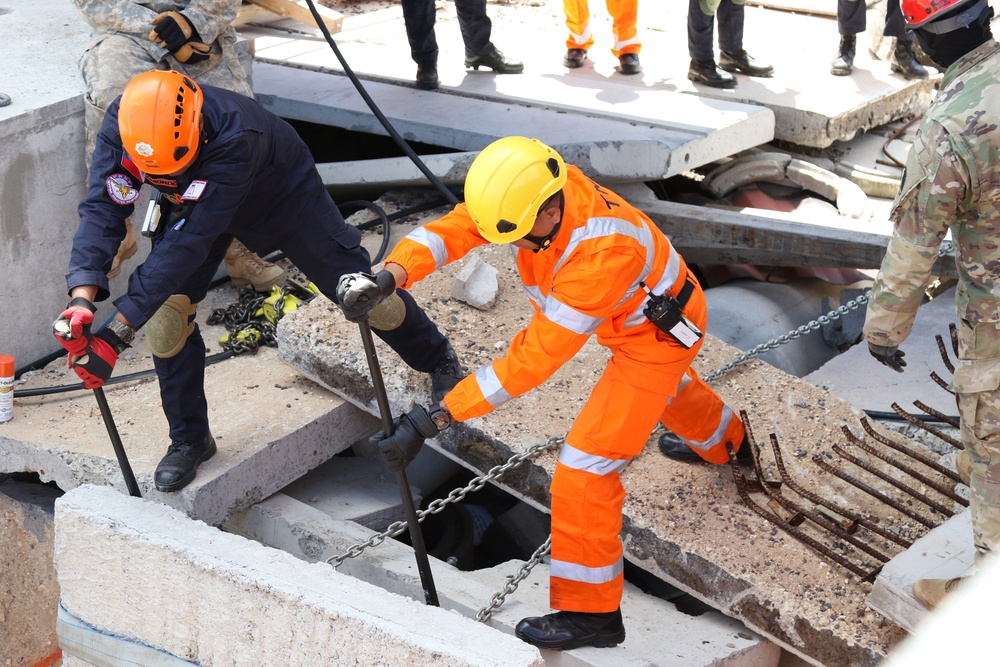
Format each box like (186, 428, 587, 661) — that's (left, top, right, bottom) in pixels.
(912, 576, 966, 610)
(107, 218, 138, 279)
(224, 239, 286, 292)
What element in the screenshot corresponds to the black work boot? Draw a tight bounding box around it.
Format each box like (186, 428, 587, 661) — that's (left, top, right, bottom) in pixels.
(415, 62, 439, 90)
(719, 50, 774, 77)
(831, 34, 856, 76)
(464, 45, 524, 73)
(154, 434, 217, 492)
(658, 430, 752, 464)
(430, 343, 466, 403)
(563, 48, 588, 68)
(687, 59, 737, 88)
(618, 53, 642, 74)
(891, 39, 929, 80)
(515, 608, 625, 650)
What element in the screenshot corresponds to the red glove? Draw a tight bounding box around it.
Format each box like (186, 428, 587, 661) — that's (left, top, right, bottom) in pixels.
(53, 297, 97, 360)
(70, 330, 120, 389)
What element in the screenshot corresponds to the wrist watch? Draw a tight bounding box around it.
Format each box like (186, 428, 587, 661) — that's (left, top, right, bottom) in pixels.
(428, 403, 452, 431)
(105, 319, 136, 351)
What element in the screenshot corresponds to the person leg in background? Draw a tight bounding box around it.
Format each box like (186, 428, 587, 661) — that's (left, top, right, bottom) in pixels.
(716, 0, 773, 78)
(687, 0, 737, 88)
(562, 0, 641, 73)
(883, 0, 928, 79)
(831, 0, 927, 78)
(456, 0, 523, 75)
(401, 0, 443, 90)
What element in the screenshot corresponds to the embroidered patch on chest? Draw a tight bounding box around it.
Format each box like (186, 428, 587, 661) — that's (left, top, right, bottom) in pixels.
(106, 173, 139, 205)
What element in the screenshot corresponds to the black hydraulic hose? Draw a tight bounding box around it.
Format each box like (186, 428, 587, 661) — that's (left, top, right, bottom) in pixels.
(339, 199, 391, 265)
(302, 0, 460, 208)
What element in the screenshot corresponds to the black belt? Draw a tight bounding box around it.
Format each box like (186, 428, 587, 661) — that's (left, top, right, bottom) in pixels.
(675, 275, 696, 308)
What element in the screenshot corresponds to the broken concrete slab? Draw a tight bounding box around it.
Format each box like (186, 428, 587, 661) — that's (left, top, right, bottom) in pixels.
(276, 237, 963, 666)
(225, 490, 779, 666)
(865, 510, 974, 634)
(2, 282, 378, 526)
(251, 61, 772, 184)
(0, 478, 62, 667)
(55, 484, 545, 667)
(241, 0, 931, 149)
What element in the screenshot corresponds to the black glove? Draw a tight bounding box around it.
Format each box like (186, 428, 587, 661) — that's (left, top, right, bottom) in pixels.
(149, 12, 210, 63)
(336, 270, 396, 323)
(869, 342, 907, 373)
(373, 405, 438, 472)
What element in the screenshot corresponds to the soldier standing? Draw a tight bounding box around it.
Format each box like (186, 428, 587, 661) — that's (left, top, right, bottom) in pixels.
(863, 0, 1000, 610)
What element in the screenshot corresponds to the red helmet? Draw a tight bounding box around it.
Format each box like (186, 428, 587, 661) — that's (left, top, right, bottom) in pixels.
(118, 70, 204, 175)
(901, 0, 989, 31)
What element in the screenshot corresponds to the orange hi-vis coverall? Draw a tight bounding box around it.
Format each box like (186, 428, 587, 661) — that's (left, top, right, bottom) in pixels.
(563, 0, 640, 57)
(385, 165, 744, 613)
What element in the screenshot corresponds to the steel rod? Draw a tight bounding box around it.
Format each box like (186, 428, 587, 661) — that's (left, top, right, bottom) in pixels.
(93, 387, 141, 498)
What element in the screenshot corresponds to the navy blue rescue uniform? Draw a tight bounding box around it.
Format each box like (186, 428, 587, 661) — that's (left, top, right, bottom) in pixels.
(67, 84, 450, 443)
(687, 0, 744, 63)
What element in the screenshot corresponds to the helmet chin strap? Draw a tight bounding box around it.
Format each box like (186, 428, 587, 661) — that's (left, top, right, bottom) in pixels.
(522, 192, 565, 252)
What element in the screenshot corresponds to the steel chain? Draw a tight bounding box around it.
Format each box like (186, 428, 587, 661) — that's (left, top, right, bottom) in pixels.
(326, 436, 563, 567)
(207, 288, 280, 354)
(476, 535, 552, 622)
(702, 289, 871, 383)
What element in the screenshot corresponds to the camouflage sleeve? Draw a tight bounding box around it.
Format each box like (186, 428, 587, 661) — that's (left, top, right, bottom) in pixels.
(863, 123, 965, 348)
(72, 1, 239, 43)
(73, 0, 158, 34)
(177, 0, 241, 45)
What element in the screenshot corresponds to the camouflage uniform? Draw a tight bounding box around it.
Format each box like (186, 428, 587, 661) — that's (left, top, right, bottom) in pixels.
(75, 0, 252, 164)
(864, 40, 1000, 561)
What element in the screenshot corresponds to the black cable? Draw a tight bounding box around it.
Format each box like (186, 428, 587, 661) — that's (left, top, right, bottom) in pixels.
(301, 0, 460, 208)
(16, 350, 236, 398)
(339, 199, 391, 264)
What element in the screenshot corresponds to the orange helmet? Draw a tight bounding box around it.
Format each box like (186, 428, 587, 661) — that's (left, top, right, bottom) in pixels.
(901, 0, 988, 31)
(118, 70, 204, 175)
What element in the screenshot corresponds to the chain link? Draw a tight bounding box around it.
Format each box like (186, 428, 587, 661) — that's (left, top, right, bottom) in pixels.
(702, 289, 871, 383)
(326, 436, 563, 567)
(476, 535, 552, 622)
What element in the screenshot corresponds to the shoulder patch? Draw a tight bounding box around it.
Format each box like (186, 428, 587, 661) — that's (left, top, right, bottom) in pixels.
(106, 173, 140, 205)
(181, 180, 208, 201)
(121, 154, 144, 183)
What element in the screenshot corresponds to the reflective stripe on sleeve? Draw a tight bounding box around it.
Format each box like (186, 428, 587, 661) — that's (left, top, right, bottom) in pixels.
(550, 556, 624, 584)
(474, 363, 512, 409)
(406, 227, 449, 270)
(558, 442, 631, 476)
(542, 295, 603, 335)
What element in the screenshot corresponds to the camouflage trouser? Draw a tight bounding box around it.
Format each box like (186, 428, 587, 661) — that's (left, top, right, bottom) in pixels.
(953, 319, 1000, 564)
(79, 32, 252, 167)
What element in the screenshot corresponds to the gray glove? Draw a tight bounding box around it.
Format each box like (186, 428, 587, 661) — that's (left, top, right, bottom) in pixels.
(869, 342, 906, 373)
(372, 405, 439, 472)
(336, 270, 396, 322)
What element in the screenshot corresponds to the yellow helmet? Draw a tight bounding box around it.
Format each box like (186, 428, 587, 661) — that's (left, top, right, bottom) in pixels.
(465, 137, 567, 244)
(118, 70, 204, 175)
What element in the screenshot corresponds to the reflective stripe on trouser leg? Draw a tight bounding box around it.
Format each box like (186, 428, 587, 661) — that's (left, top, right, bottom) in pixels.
(958, 388, 1000, 564)
(563, 0, 595, 51)
(608, 0, 640, 57)
(659, 367, 744, 464)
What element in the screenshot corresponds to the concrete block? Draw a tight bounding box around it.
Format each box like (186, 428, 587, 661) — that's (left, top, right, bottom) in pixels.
(227, 492, 778, 667)
(866, 510, 975, 633)
(5, 284, 379, 527)
(55, 484, 544, 667)
(0, 478, 62, 667)
(278, 240, 922, 666)
(451, 253, 500, 311)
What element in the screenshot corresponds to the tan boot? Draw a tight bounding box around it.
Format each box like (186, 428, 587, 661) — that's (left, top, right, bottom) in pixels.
(224, 239, 286, 292)
(107, 218, 138, 279)
(957, 450, 972, 486)
(912, 576, 966, 610)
